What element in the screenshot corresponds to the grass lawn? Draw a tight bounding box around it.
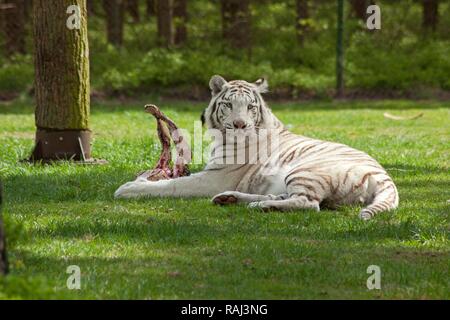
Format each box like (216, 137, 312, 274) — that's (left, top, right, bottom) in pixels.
(0, 98, 449, 299)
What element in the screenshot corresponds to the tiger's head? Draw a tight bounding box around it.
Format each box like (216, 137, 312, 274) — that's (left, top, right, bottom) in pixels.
(202, 75, 276, 133)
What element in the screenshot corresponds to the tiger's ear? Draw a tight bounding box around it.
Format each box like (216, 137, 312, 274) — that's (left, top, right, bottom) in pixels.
(209, 75, 227, 96)
(254, 77, 268, 94)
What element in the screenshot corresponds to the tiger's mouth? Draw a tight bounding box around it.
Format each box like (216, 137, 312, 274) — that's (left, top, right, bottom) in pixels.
(223, 128, 256, 136)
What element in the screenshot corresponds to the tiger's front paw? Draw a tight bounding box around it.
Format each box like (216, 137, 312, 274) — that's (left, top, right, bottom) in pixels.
(114, 181, 147, 199)
(248, 201, 271, 212)
(212, 191, 239, 205)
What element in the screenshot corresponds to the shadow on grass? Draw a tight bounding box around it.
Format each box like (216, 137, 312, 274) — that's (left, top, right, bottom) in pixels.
(2, 162, 448, 247)
(3, 165, 134, 204)
(3, 162, 448, 204)
(32, 213, 232, 246)
(10, 237, 449, 299)
(27, 207, 448, 246)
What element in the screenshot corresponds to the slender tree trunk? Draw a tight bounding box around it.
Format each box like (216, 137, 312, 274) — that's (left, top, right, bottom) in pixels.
(126, 0, 140, 23)
(24, 0, 33, 20)
(173, 0, 187, 45)
(146, 0, 155, 17)
(350, 0, 365, 20)
(422, 0, 439, 32)
(103, 0, 124, 47)
(0, 182, 8, 276)
(157, 0, 173, 47)
(220, 0, 251, 50)
(2, 0, 26, 55)
(31, 0, 92, 161)
(295, 0, 308, 45)
(87, 0, 94, 16)
(336, 0, 345, 97)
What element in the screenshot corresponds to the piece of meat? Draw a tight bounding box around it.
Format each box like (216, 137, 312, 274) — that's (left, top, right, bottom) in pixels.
(137, 117, 173, 181)
(137, 104, 190, 181)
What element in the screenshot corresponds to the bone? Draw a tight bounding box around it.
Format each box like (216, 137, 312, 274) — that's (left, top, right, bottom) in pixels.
(137, 104, 190, 181)
(383, 112, 424, 121)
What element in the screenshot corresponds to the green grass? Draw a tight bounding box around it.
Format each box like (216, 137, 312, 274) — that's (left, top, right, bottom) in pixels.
(0, 98, 449, 299)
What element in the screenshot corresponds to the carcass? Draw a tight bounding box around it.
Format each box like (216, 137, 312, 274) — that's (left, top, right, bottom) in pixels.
(137, 104, 190, 181)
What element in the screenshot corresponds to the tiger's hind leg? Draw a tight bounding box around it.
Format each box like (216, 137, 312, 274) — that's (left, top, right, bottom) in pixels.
(212, 191, 288, 205)
(248, 194, 320, 212)
(252, 169, 330, 212)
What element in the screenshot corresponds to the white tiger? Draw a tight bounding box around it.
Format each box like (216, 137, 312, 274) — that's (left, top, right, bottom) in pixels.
(115, 75, 399, 220)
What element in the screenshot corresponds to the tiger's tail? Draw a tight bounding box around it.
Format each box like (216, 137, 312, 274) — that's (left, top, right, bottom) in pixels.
(359, 179, 399, 220)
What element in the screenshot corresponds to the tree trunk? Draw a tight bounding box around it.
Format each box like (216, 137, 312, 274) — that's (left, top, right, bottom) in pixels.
(2, 0, 26, 55)
(422, 0, 439, 32)
(336, 0, 345, 97)
(173, 0, 187, 45)
(24, 0, 33, 20)
(146, 0, 155, 17)
(350, 0, 369, 20)
(157, 0, 173, 47)
(0, 181, 8, 276)
(295, 0, 308, 45)
(220, 0, 251, 50)
(126, 0, 140, 23)
(103, 0, 124, 47)
(87, 0, 94, 16)
(31, 0, 92, 161)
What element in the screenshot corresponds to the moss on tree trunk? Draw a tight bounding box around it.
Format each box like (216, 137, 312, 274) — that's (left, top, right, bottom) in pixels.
(33, 0, 90, 130)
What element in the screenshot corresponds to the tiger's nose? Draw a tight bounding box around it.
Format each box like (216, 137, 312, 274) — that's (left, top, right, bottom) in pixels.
(233, 119, 247, 129)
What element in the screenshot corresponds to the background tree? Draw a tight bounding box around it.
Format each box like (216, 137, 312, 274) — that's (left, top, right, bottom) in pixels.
(422, 0, 439, 32)
(87, 0, 95, 16)
(296, 0, 309, 45)
(24, 0, 32, 20)
(157, 0, 174, 47)
(103, 0, 124, 47)
(126, 0, 140, 23)
(2, 0, 26, 56)
(146, 0, 156, 17)
(350, 0, 369, 20)
(31, 0, 92, 161)
(173, 0, 187, 45)
(0, 0, 448, 101)
(336, 0, 345, 97)
(220, 0, 251, 50)
(0, 181, 8, 276)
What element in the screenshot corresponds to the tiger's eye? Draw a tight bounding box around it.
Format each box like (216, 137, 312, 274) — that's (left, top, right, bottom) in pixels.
(248, 105, 256, 110)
